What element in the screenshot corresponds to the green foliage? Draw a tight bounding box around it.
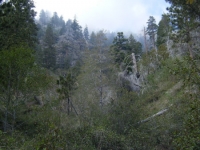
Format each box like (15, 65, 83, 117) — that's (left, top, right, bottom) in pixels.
(110, 32, 142, 72)
(112, 32, 128, 50)
(128, 34, 142, 57)
(23, 67, 54, 94)
(57, 72, 76, 100)
(35, 124, 64, 150)
(0, 0, 37, 50)
(164, 54, 200, 149)
(83, 26, 89, 42)
(110, 32, 129, 68)
(157, 14, 171, 47)
(166, 0, 200, 20)
(156, 44, 170, 68)
(43, 24, 56, 69)
(39, 9, 47, 25)
(0, 130, 28, 149)
(173, 94, 200, 149)
(166, 0, 200, 58)
(146, 16, 158, 49)
(1, 0, 199, 149)
(51, 12, 60, 27)
(89, 31, 97, 49)
(0, 45, 34, 93)
(89, 30, 107, 50)
(168, 56, 200, 86)
(71, 18, 84, 41)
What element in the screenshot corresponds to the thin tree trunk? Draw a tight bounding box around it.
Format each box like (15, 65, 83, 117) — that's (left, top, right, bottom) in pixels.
(4, 66, 12, 132)
(69, 98, 78, 115)
(137, 107, 170, 125)
(144, 27, 148, 54)
(67, 97, 70, 115)
(188, 42, 193, 59)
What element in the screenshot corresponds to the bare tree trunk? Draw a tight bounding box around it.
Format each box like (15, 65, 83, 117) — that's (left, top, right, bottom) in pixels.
(188, 42, 193, 59)
(137, 106, 171, 125)
(99, 72, 103, 109)
(4, 66, 12, 132)
(144, 27, 150, 74)
(69, 98, 78, 115)
(67, 97, 70, 115)
(144, 27, 148, 54)
(132, 53, 138, 73)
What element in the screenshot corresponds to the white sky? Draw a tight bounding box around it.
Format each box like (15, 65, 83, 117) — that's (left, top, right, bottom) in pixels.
(33, 0, 170, 34)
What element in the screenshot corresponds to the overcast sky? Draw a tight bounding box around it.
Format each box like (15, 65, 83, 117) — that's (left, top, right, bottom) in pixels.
(33, 0, 170, 34)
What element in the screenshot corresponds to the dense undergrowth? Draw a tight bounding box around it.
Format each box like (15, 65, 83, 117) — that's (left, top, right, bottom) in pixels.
(0, 48, 199, 149)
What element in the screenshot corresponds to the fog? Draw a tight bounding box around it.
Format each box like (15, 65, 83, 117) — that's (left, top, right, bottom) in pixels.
(34, 0, 169, 34)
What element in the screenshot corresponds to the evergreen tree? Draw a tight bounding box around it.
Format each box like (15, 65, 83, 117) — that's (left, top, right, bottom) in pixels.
(59, 16, 66, 35)
(71, 18, 83, 40)
(66, 19, 72, 26)
(110, 32, 129, 66)
(51, 12, 60, 27)
(112, 32, 128, 50)
(146, 16, 158, 49)
(128, 34, 142, 57)
(43, 24, 56, 69)
(59, 16, 65, 26)
(59, 24, 66, 36)
(156, 14, 170, 47)
(166, 0, 200, 19)
(71, 18, 86, 50)
(57, 72, 77, 115)
(90, 31, 96, 44)
(0, 0, 37, 50)
(166, 0, 200, 58)
(83, 26, 89, 42)
(165, 1, 200, 148)
(39, 9, 47, 25)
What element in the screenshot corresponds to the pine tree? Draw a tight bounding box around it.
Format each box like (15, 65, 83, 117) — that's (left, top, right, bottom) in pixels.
(89, 31, 96, 49)
(110, 32, 129, 66)
(57, 72, 77, 115)
(39, 9, 47, 25)
(43, 24, 56, 69)
(128, 34, 142, 57)
(58, 16, 66, 35)
(71, 18, 83, 40)
(166, 0, 200, 19)
(59, 16, 65, 26)
(165, 1, 200, 148)
(112, 32, 128, 50)
(51, 12, 60, 27)
(0, 0, 37, 50)
(157, 14, 171, 47)
(166, 0, 200, 58)
(71, 18, 86, 50)
(83, 26, 89, 42)
(146, 16, 158, 49)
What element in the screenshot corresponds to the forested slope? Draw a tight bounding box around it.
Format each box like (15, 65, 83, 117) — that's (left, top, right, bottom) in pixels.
(0, 0, 199, 149)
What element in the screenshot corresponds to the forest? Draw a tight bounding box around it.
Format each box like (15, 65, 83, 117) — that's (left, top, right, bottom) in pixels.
(0, 0, 199, 149)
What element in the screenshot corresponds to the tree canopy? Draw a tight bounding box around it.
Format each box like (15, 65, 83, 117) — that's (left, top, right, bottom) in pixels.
(0, 0, 37, 50)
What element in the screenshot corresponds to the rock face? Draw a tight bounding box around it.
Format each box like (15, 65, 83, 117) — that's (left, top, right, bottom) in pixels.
(118, 71, 141, 92)
(118, 53, 141, 92)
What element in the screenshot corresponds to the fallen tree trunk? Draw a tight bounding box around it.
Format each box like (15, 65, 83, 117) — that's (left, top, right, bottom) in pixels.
(137, 108, 169, 124)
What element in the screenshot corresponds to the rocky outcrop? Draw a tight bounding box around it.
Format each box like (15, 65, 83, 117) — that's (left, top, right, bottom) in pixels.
(118, 53, 142, 92)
